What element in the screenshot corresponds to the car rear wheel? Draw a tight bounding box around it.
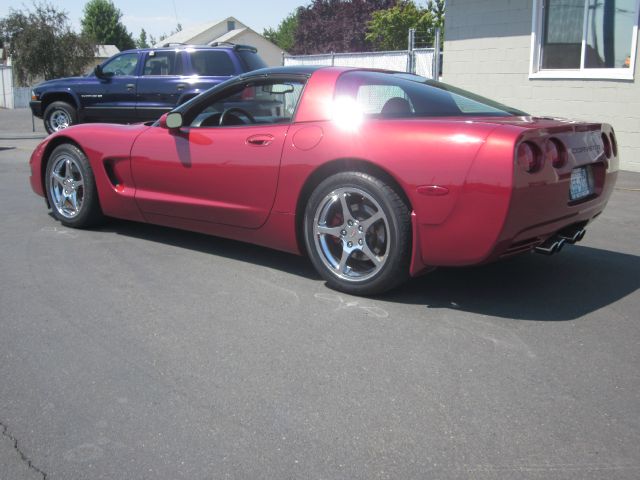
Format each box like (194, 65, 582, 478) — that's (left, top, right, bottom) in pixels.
(44, 101, 77, 134)
(304, 172, 411, 295)
(45, 144, 104, 228)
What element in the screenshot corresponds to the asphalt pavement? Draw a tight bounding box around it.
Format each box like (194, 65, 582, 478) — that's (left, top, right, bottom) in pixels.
(1, 108, 639, 479)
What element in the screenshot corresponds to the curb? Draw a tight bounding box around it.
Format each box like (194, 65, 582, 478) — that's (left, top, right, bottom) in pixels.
(0, 134, 47, 140)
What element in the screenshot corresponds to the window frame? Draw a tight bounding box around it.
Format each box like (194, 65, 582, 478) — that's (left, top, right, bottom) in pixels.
(101, 52, 141, 77)
(141, 50, 181, 77)
(529, 0, 640, 80)
(180, 75, 308, 128)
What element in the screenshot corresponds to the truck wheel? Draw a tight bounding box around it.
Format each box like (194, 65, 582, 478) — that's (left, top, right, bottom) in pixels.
(44, 101, 77, 134)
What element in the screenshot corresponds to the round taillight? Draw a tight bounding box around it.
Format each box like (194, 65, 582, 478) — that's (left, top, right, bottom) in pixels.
(609, 131, 618, 157)
(601, 133, 612, 158)
(547, 138, 567, 168)
(516, 141, 542, 173)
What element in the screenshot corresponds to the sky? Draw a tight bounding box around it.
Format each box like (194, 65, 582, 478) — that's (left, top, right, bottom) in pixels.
(0, 0, 308, 40)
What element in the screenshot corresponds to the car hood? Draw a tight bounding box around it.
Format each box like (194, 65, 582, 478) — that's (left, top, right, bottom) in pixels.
(33, 75, 94, 90)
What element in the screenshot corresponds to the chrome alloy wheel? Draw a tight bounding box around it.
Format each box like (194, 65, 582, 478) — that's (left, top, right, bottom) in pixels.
(312, 187, 390, 282)
(48, 155, 85, 218)
(49, 109, 71, 131)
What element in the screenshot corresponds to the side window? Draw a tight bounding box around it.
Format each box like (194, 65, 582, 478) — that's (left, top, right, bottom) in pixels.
(335, 71, 520, 118)
(355, 85, 413, 115)
(142, 51, 180, 76)
(189, 51, 237, 76)
(102, 53, 139, 76)
(190, 80, 306, 128)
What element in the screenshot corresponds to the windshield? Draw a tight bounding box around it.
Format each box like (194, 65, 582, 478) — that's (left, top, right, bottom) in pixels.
(335, 71, 527, 118)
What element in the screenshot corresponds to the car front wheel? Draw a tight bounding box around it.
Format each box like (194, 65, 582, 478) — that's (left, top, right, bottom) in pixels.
(304, 171, 411, 295)
(45, 143, 103, 228)
(44, 101, 77, 134)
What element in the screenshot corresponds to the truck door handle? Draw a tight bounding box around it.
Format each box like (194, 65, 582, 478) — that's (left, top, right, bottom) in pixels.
(126, 84, 135, 91)
(246, 134, 274, 146)
(177, 83, 186, 91)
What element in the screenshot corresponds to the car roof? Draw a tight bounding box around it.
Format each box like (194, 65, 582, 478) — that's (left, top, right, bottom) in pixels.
(119, 44, 258, 54)
(240, 65, 327, 77)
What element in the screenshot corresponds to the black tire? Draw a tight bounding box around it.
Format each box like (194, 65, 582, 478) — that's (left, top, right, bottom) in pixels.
(304, 171, 411, 296)
(43, 101, 77, 134)
(45, 143, 104, 228)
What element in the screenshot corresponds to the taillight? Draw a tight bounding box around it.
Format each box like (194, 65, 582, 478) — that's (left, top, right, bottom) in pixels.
(546, 138, 567, 169)
(601, 133, 612, 158)
(609, 131, 618, 157)
(516, 141, 542, 173)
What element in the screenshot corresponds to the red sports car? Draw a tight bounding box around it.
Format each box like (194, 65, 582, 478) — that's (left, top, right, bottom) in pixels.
(29, 66, 619, 295)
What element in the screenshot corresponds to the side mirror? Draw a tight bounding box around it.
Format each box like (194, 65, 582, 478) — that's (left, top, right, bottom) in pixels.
(94, 65, 113, 80)
(159, 112, 183, 129)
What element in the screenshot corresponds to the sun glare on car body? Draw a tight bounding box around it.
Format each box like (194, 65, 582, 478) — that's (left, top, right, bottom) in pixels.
(330, 96, 363, 132)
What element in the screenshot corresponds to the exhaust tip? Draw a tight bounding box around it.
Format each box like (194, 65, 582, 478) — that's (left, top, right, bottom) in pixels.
(558, 228, 586, 244)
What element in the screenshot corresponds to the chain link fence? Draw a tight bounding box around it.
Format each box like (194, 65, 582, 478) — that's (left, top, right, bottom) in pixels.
(284, 48, 437, 79)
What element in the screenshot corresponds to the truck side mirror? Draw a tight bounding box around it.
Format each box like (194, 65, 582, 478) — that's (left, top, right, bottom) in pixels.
(94, 65, 113, 80)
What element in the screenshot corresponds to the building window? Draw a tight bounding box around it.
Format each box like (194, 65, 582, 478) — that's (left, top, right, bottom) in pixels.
(227, 20, 236, 31)
(531, 0, 640, 79)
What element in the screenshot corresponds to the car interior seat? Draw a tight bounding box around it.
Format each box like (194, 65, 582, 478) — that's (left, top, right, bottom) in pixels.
(381, 97, 412, 116)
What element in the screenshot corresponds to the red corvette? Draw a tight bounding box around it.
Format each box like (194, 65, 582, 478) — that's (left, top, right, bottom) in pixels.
(29, 66, 619, 295)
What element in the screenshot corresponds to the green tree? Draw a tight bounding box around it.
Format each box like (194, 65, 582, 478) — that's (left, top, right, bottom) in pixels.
(136, 28, 149, 48)
(366, 0, 445, 51)
(0, 2, 94, 85)
(81, 0, 135, 51)
(263, 9, 300, 52)
(427, 0, 446, 32)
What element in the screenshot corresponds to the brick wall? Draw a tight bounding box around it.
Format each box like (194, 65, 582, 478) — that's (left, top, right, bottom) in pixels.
(443, 0, 640, 172)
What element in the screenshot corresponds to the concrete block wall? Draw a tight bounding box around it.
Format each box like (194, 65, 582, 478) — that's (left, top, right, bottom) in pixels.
(443, 0, 640, 172)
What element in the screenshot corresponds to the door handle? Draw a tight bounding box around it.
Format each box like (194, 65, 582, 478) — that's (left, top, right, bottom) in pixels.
(126, 83, 135, 91)
(246, 134, 274, 146)
(176, 83, 186, 91)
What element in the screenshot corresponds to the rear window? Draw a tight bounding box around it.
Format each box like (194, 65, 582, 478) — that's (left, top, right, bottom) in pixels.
(335, 71, 526, 118)
(238, 50, 268, 71)
(190, 50, 237, 76)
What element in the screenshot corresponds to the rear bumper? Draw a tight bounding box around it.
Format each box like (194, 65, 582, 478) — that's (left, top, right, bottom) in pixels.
(412, 167, 617, 271)
(487, 166, 617, 261)
(30, 100, 43, 118)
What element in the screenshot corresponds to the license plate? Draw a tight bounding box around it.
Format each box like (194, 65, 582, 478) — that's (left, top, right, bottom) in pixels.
(569, 167, 593, 201)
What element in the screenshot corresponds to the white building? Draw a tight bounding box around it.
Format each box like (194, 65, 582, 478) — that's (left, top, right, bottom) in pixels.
(443, 0, 640, 172)
(155, 17, 285, 67)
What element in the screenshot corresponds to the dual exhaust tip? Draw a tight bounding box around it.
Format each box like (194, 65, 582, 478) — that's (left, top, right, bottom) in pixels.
(535, 228, 586, 255)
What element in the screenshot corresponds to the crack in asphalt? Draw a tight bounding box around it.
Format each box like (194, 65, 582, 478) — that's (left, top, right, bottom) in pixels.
(0, 420, 47, 480)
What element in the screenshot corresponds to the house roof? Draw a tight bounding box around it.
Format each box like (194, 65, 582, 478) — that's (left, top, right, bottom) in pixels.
(156, 17, 243, 46)
(95, 45, 119, 58)
(213, 28, 248, 44)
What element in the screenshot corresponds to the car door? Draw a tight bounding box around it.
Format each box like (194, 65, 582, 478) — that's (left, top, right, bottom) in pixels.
(83, 51, 141, 122)
(136, 50, 185, 121)
(130, 77, 306, 229)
